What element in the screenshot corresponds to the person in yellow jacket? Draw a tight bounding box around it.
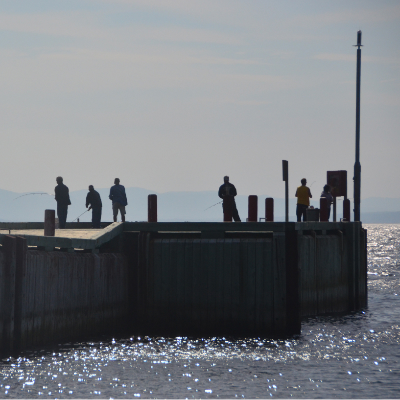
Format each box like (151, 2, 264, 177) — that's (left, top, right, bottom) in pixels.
(295, 178, 312, 222)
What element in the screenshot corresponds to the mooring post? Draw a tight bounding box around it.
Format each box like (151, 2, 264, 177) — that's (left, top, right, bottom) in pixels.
(44, 209, 55, 236)
(248, 195, 258, 222)
(265, 198, 274, 221)
(343, 199, 351, 221)
(223, 195, 233, 222)
(148, 194, 157, 222)
(320, 198, 328, 221)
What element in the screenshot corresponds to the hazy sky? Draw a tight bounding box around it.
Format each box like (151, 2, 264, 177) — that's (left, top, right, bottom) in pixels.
(1, 0, 399, 200)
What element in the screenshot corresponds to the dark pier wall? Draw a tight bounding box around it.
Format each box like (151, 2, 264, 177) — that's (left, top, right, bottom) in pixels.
(1, 222, 367, 356)
(0, 236, 129, 356)
(132, 233, 298, 338)
(299, 225, 367, 317)
(128, 222, 367, 338)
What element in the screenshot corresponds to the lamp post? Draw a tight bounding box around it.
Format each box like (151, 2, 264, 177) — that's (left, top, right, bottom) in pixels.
(353, 30, 362, 222)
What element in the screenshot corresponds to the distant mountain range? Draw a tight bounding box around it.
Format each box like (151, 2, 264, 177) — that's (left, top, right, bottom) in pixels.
(0, 187, 399, 224)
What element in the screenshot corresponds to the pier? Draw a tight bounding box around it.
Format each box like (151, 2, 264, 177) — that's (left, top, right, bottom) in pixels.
(0, 221, 367, 356)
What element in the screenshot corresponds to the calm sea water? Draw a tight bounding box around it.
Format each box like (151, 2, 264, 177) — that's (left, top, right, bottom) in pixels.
(1, 224, 399, 398)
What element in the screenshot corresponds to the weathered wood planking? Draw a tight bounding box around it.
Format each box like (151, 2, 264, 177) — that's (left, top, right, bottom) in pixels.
(0, 240, 129, 356)
(0, 222, 368, 353)
(137, 235, 291, 337)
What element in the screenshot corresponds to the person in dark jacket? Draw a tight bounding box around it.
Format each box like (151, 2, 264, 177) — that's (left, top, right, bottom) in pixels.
(54, 176, 71, 229)
(320, 184, 333, 220)
(218, 176, 241, 222)
(109, 178, 128, 222)
(86, 185, 102, 228)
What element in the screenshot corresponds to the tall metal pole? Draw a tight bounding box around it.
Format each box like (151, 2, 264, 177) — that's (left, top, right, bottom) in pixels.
(353, 30, 362, 222)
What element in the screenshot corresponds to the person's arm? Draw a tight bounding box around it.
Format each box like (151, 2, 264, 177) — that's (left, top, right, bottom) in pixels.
(54, 187, 58, 201)
(86, 193, 90, 208)
(295, 188, 298, 197)
(218, 186, 224, 199)
(109, 187, 113, 201)
(308, 188, 312, 198)
(67, 186, 71, 205)
(231, 185, 237, 197)
(123, 188, 128, 206)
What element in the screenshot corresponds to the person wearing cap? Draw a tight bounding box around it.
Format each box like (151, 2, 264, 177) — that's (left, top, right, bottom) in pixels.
(218, 176, 241, 222)
(54, 176, 71, 229)
(86, 185, 103, 228)
(295, 178, 312, 222)
(109, 178, 128, 222)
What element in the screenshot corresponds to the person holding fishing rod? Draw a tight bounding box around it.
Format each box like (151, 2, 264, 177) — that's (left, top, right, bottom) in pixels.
(54, 176, 71, 229)
(218, 176, 241, 222)
(109, 178, 128, 222)
(86, 185, 102, 228)
(295, 178, 312, 222)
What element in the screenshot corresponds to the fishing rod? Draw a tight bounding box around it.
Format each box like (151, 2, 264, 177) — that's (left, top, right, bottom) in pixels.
(204, 200, 222, 211)
(71, 209, 90, 223)
(13, 192, 54, 200)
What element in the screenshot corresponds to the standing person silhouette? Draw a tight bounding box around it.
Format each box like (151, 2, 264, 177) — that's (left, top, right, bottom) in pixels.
(320, 184, 333, 221)
(109, 178, 128, 222)
(54, 176, 71, 229)
(86, 185, 102, 228)
(218, 176, 241, 222)
(295, 178, 312, 222)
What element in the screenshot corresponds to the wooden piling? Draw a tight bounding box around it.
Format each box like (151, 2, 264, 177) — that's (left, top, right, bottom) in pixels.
(265, 198, 274, 222)
(44, 210, 55, 236)
(248, 195, 258, 222)
(320, 198, 328, 221)
(148, 195, 157, 223)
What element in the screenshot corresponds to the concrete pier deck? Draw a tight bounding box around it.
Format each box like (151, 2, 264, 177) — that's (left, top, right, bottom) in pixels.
(0, 222, 122, 252)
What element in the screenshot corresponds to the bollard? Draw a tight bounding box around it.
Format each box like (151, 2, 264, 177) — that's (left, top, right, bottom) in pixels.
(223, 195, 233, 222)
(320, 198, 328, 222)
(148, 194, 157, 222)
(248, 195, 258, 222)
(265, 198, 274, 222)
(343, 198, 351, 222)
(44, 209, 55, 236)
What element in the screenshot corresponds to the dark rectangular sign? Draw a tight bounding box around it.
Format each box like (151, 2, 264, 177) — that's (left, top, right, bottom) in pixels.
(327, 170, 347, 198)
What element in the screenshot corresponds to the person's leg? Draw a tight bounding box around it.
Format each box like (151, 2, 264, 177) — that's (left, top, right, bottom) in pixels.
(57, 204, 67, 228)
(296, 204, 302, 222)
(93, 207, 101, 228)
(302, 205, 307, 222)
(120, 205, 126, 223)
(113, 203, 118, 222)
(232, 202, 241, 222)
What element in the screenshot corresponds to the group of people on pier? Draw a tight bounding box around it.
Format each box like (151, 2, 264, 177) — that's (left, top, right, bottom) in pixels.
(220, 176, 333, 223)
(295, 178, 333, 222)
(54, 175, 333, 228)
(54, 177, 127, 229)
